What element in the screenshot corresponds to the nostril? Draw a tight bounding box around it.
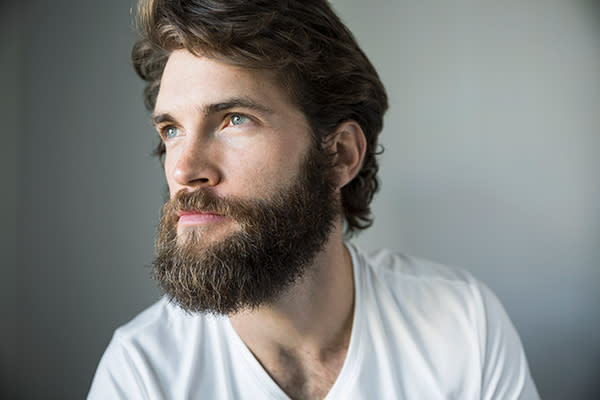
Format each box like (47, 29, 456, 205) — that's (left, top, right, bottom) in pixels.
(172, 156, 220, 187)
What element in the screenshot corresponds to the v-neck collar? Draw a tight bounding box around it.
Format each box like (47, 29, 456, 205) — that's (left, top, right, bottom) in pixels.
(224, 243, 365, 399)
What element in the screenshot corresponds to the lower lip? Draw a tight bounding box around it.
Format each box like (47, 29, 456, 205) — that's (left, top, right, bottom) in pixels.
(178, 213, 225, 226)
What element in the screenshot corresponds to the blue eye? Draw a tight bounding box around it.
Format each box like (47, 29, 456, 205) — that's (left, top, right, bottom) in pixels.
(164, 126, 181, 139)
(230, 114, 249, 126)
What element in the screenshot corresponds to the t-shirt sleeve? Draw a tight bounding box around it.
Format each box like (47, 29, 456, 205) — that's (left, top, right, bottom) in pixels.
(476, 281, 540, 400)
(87, 332, 150, 400)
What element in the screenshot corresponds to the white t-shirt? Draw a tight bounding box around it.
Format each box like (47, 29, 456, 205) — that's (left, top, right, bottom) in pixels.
(88, 244, 539, 399)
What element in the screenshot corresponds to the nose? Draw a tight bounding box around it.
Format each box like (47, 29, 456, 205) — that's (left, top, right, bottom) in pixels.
(171, 136, 221, 188)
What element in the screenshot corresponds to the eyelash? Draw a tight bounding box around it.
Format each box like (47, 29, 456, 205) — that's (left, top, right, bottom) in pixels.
(158, 125, 181, 141)
(225, 113, 252, 127)
(157, 113, 254, 141)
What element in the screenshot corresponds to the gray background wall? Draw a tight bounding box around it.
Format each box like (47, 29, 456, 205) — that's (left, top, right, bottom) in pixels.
(1, 0, 598, 398)
(1, 2, 21, 398)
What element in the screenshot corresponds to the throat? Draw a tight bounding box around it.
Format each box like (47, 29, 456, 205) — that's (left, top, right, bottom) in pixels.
(245, 302, 354, 399)
(261, 342, 350, 400)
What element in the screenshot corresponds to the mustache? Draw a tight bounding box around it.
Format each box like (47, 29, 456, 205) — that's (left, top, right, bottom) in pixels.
(162, 189, 260, 224)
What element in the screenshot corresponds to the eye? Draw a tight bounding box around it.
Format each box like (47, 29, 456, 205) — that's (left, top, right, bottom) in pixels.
(228, 113, 250, 127)
(161, 126, 182, 140)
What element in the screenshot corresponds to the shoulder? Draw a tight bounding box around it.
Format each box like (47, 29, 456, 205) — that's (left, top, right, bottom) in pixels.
(349, 244, 488, 353)
(112, 296, 181, 344)
(350, 244, 481, 300)
(348, 244, 540, 399)
(349, 244, 495, 367)
(110, 296, 226, 364)
(351, 245, 520, 343)
(88, 297, 228, 399)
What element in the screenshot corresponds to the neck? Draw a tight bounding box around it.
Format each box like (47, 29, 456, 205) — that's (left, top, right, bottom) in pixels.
(229, 223, 354, 360)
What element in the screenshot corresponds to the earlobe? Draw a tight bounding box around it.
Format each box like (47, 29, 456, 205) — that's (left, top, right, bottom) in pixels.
(328, 120, 367, 189)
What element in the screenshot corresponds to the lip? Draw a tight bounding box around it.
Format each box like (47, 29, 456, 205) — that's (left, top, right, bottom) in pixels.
(177, 211, 225, 225)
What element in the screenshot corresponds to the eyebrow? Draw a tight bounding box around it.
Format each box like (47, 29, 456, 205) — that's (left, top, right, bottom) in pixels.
(151, 97, 273, 126)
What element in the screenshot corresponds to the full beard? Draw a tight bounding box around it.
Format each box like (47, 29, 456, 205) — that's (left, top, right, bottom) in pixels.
(152, 146, 339, 315)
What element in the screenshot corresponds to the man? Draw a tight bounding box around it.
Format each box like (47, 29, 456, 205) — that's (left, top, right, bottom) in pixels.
(89, 0, 539, 398)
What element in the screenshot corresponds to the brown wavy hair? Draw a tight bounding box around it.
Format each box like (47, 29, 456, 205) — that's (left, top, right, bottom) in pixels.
(132, 0, 388, 235)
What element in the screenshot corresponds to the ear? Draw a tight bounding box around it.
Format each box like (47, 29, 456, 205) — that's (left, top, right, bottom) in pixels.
(327, 120, 367, 189)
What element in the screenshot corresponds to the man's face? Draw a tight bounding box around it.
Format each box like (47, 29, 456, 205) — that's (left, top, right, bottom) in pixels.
(155, 50, 314, 241)
(151, 50, 340, 314)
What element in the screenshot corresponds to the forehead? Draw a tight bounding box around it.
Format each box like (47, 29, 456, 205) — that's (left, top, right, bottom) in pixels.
(155, 49, 295, 113)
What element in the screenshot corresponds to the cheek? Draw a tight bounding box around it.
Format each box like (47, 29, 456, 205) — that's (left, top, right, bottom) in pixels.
(225, 142, 302, 194)
(226, 154, 273, 194)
